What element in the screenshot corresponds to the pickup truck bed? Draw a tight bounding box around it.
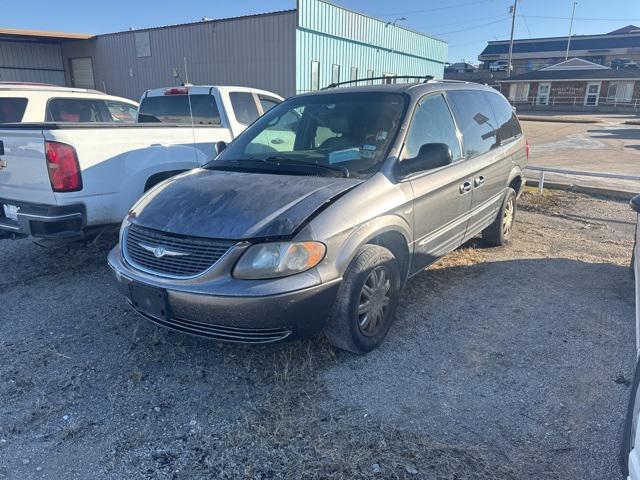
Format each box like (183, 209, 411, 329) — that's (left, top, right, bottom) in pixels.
(0, 122, 230, 239)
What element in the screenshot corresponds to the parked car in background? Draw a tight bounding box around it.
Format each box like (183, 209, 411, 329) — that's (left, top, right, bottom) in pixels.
(612, 58, 639, 70)
(0, 83, 138, 123)
(621, 194, 640, 478)
(108, 79, 528, 353)
(0, 85, 283, 242)
(489, 61, 512, 72)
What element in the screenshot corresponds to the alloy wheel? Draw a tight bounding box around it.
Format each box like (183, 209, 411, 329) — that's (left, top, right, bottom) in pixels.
(502, 197, 515, 238)
(357, 266, 392, 336)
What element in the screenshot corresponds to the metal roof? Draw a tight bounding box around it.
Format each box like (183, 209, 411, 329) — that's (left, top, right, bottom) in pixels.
(0, 27, 93, 42)
(497, 68, 640, 82)
(480, 30, 640, 56)
(101, 9, 295, 37)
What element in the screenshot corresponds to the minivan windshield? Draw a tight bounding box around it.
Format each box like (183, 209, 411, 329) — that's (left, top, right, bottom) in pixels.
(208, 92, 406, 178)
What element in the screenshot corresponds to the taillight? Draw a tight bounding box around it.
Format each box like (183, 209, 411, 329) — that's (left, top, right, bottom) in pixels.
(45, 141, 82, 192)
(525, 139, 530, 161)
(164, 87, 188, 95)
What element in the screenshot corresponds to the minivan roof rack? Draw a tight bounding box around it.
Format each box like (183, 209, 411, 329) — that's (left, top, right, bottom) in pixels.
(321, 75, 435, 90)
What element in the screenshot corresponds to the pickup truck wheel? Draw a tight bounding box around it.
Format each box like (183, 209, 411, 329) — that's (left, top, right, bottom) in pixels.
(324, 245, 400, 354)
(482, 187, 516, 247)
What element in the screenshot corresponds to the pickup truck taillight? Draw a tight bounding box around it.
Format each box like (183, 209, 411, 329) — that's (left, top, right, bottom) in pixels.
(525, 139, 530, 161)
(45, 141, 82, 192)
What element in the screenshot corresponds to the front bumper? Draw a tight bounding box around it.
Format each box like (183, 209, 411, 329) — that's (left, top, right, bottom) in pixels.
(107, 244, 341, 343)
(0, 199, 85, 239)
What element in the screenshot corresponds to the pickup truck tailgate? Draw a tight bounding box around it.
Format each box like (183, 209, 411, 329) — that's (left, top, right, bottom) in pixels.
(0, 129, 56, 205)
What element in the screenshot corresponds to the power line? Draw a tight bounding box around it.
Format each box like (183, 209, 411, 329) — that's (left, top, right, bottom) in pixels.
(435, 17, 511, 36)
(521, 14, 640, 21)
(518, 4, 533, 37)
(421, 14, 510, 31)
(374, 0, 501, 17)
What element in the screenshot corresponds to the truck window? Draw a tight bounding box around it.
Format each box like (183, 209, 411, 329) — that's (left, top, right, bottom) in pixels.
(0, 98, 28, 123)
(258, 95, 280, 114)
(46, 98, 110, 123)
(138, 94, 221, 125)
(229, 92, 259, 125)
(105, 101, 138, 123)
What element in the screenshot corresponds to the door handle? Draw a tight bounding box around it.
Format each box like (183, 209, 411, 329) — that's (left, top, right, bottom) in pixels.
(474, 175, 485, 187)
(459, 181, 472, 194)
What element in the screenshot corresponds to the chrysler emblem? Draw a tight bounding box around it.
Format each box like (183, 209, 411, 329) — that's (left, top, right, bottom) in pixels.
(138, 242, 189, 258)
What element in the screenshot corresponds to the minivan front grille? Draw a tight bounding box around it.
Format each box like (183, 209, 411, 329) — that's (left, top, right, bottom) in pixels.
(124, 223, 234, 278)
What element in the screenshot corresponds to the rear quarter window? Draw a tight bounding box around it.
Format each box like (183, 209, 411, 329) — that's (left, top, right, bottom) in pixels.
(105, 101, 138, 123)
(446, 90, 499, 159)
(484, 91, 522, 144)
(0, 98, 28, 123)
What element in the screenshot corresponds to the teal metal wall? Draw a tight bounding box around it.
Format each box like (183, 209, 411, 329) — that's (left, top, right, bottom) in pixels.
(295, 0, 448, 93)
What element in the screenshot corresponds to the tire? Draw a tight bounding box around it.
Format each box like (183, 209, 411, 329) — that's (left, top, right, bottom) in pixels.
(482, 187, 517, 247)
(324, 245, 401, 354)
(620, 356, 640, 477)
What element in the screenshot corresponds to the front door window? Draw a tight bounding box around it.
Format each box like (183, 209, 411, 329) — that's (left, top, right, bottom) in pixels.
(536, 83, 550, 105)
(585, 82, 601, 106)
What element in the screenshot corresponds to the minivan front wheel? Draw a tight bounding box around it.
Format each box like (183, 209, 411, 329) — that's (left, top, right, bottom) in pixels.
(483, 187, 516, 247)
(324, 245, 400, 354)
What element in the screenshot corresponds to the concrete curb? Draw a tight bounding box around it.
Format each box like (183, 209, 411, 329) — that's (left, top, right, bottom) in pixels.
(518, 115, 601, 124)
(526, 179, 638, 201)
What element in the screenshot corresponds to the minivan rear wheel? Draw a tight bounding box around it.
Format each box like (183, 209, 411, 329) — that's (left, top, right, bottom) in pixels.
(482, 187, 516, 247)
(324, 245, 400, 354)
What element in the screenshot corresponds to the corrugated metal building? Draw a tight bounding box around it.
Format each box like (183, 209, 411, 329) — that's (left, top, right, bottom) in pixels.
(0, 29, 93, 85)
(2, 0, 447, 100)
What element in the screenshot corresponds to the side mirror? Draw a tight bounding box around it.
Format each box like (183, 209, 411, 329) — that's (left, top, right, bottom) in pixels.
(632, 194, 640, 213)
(397, 143, 453, 177)
(215, 141, 227, 155)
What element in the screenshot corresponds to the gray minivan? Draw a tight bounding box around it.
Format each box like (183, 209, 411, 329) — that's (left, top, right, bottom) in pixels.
(108, 80, 528, 353)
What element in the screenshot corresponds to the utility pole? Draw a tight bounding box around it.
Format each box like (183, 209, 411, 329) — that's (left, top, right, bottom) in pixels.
(507, 0, 518, 78)
(565, 2, 578, 60)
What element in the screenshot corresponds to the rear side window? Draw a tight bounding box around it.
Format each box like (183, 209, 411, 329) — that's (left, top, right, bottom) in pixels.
(230, 92, 259, 125)
(0, 98, 28, 123)
(138, 94, 221, 125)
(446, 90, 498, 159)
(46, 98, 111, 123)
(403, 93, 462, 162)
(484, 92, 522, 144)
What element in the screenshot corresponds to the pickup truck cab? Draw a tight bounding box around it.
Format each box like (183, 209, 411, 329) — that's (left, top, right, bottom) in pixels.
(108, 79, 527, 353)
(0, 85, 282, 242)
(0, 82, 138, 123)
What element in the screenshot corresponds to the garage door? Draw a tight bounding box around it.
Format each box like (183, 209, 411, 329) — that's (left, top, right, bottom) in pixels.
(70, 57, 95, 89)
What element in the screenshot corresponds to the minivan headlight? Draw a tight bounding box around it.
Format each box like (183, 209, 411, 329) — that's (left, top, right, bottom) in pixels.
(233, 241, 326, 279)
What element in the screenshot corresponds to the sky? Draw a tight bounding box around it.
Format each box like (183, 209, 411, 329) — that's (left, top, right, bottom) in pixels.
(4, 0, 640, 63)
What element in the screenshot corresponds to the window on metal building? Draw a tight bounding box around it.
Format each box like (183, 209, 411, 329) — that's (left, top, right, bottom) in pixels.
(350, 67, 358, 82)
(311, 61, 320, 91)
(332, 64, 340, 85)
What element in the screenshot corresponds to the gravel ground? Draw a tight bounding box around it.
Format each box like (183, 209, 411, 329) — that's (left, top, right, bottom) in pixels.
(0, 189, 636, 480)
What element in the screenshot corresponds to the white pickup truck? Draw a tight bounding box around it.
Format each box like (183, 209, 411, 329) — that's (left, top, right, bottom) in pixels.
(0, 84, 283, 241)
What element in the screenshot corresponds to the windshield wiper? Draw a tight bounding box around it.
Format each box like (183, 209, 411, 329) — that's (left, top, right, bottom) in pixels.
(261, 156, 350, 178)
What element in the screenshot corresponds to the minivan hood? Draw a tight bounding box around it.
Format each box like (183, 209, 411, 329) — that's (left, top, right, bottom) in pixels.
(130, 169, 362, 239)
